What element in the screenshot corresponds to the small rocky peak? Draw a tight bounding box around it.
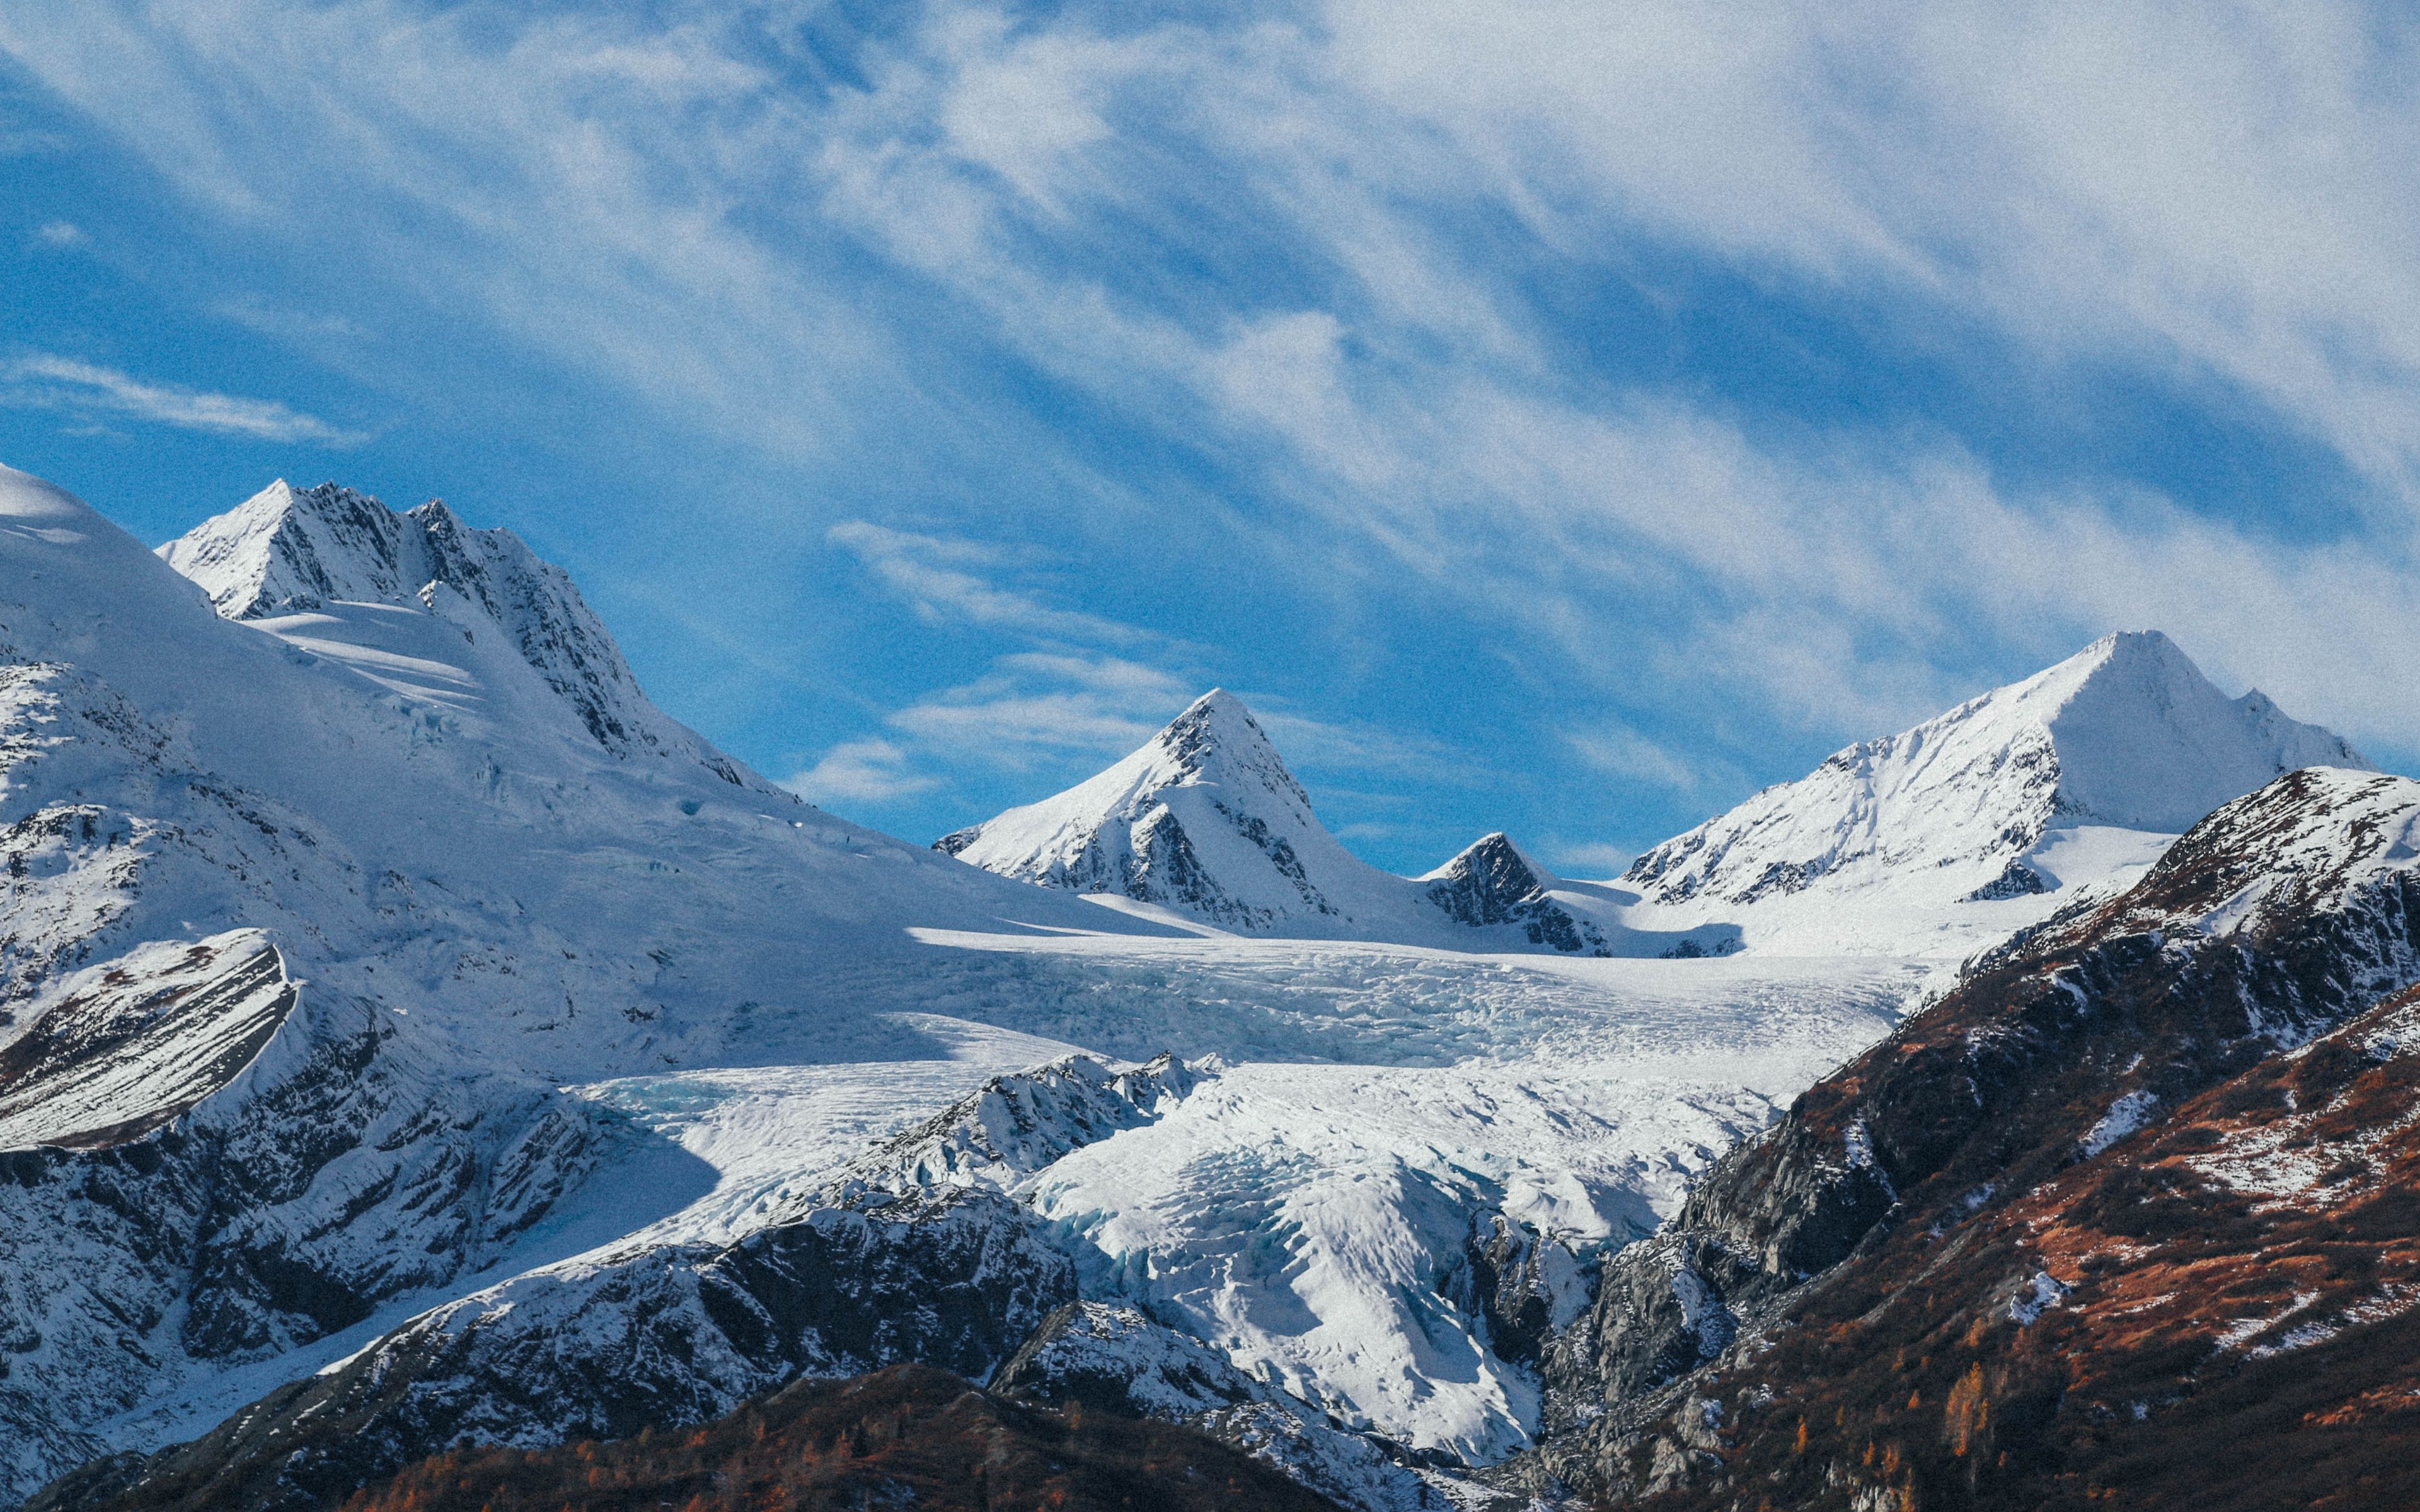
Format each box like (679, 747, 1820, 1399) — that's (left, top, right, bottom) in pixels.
(1427, 832, 1550, 902)
(1424, 832, 1559, 929)
(159, 478, 422, 619)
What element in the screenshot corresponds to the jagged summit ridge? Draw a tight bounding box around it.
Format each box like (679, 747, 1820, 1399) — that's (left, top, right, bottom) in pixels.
(161, 479, 439, 620)
(158, 479, 751, 778)
(1625, 630, 2371, 913)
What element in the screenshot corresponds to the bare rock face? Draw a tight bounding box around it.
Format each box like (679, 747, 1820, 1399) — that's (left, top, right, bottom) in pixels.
(1421, 833, 1611, 956)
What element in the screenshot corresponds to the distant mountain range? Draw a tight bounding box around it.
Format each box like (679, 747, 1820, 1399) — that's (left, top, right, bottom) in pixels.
(938, 631, 2370, 958)
(4, 462, 2416, 1512)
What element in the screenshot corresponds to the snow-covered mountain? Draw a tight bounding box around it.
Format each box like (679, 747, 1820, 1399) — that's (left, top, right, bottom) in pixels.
(936, 690, 1389, 934)
(1618, 631, 2371, 955)
(0, 463, 1908, 1512)
(16, 459, 2388, 1512)
(158, 478, 754, 781)
(939, 691, 1732, 957)
(0, 462, 1195, 1504)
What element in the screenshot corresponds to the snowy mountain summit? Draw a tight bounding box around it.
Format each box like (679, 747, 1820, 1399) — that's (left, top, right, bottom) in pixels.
(159, 479, 758, 783)
(936, 690, 1371, 934)
(938, 692, 1737, 956)
(1622, 631, 2370, 951)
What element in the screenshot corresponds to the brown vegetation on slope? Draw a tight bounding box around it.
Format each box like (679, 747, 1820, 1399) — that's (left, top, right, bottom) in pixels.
(1532, 770, 2420, 1511)
(325, 1363, 1343, 1512)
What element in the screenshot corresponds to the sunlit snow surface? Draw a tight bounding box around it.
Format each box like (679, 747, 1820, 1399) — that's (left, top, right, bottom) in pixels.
(549, 936, 1911, 1462)
(1, 466, 1923, 1488)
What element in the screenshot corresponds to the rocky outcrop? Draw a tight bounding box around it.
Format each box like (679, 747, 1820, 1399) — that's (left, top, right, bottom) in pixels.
(993, 1303, 1439, 1511)
(1421, 833, 1610, 956)
(844, 1053, 1202, 1194)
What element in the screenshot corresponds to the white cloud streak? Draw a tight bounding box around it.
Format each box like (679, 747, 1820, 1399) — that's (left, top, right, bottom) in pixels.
(827, 522, 1150, 646)
(785, 736, 938, 805)
(7, 0, 2420, 773)
(1, 353, 366, 444)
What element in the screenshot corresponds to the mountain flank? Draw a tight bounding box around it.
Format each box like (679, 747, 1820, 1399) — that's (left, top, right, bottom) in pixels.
(37, 1363, 1349, 1512)
(1516, 767, 2420, 1509)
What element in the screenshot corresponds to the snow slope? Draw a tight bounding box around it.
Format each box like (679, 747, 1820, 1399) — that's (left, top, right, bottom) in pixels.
(1615, 631, 2370, 956)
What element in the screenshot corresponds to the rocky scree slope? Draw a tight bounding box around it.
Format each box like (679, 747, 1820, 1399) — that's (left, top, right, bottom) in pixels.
(1622, 631, 2368, 952)
(1520, 767, 2420, 1510)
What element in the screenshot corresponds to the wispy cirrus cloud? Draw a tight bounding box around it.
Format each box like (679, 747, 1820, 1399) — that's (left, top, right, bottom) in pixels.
(827, 522, 1151, 646)
(1, 353, 366, 444)
(6, 0, 2420, 863)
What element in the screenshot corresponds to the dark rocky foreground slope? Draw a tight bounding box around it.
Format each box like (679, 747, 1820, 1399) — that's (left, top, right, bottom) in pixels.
(1518, 766, 2420, 1509)
(58, 1363, 1346, 1512)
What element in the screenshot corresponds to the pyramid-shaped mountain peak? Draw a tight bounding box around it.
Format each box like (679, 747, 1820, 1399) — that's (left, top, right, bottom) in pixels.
(935, 688, 1360, 932)
(1624, 630, 2372, 918)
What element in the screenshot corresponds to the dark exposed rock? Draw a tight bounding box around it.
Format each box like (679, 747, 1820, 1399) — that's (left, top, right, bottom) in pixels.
(1423, 833, 1610, 956)
(30, 1186, 1077, 1512)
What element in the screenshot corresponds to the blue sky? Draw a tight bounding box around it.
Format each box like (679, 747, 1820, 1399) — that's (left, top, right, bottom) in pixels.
(4, 1, 2418, 875)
